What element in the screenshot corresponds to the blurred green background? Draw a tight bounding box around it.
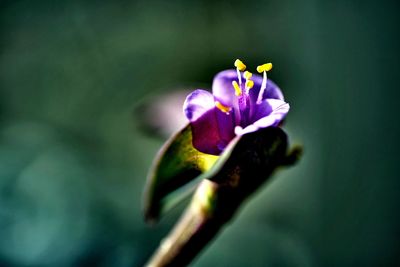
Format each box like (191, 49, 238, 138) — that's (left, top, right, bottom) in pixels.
(0, 0, 399, 266)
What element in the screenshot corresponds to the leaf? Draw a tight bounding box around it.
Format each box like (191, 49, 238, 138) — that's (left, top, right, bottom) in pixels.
(143, 124, 218, 222)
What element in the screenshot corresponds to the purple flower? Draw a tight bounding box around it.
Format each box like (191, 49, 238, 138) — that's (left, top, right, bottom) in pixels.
(184, 60, 290, 155)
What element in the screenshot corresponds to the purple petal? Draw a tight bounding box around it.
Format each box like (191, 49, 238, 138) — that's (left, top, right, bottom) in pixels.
(190, 107, 235, 155)
(183, 89, 214, 122)
(251, 98, 273, 122)
(215, 108, 236, 144)
(248, 76, 284, 103)
(253, 99, 290, 127)
(236, 99, 289, 136)
(265, 79, 284, 100)
(212, 70, 239, 107)
(234, 124, 258, 135)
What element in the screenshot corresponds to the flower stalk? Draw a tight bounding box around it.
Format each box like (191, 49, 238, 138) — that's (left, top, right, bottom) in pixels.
(145, 126, 301, 267)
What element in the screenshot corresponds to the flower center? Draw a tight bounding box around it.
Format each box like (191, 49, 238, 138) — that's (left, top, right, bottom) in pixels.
(214, 59, 273, 126)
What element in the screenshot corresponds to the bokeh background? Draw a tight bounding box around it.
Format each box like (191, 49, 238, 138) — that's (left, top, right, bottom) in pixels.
(1, 0, 399, 266)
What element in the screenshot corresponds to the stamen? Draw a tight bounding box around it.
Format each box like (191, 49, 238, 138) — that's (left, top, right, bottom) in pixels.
(232, 81, 242, 96)
(234, 59, 246, 71)
(234, 59, 246, 86)
(215, 101, 231, 113)
(244, 71, 252, 80)
(244, 71, 253, 93)
(256, 62, 273, 104)
(245, 80, 254, 90)
(256, 63, 273, 73)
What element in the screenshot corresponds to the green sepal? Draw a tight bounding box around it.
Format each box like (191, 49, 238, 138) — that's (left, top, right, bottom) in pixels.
(143, 124, 219, 223)
(199, 126, 291, 196)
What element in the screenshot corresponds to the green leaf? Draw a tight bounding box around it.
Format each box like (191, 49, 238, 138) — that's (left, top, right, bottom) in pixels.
(143, 124, 218, 222)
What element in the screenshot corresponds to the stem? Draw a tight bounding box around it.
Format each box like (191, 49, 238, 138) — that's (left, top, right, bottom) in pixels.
(145, 127, 293, 267)
(145, 180, 241, 267)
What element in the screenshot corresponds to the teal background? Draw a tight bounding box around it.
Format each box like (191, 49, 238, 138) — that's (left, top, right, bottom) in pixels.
(0, 0, 399, 266)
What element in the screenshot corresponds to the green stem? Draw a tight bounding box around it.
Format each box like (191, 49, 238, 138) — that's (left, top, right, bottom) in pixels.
(145, 127, 299, 266)
(145, 179, 241, 267)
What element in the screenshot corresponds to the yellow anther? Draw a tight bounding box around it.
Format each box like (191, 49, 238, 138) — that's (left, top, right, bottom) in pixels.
(245, 79, 254, 90)
(256, 63, 273, 73)
(232, 81, 242, 96)
(234, 59, 246, 71)
(215, 101, 231, 113)
(244, 71, 253, 80)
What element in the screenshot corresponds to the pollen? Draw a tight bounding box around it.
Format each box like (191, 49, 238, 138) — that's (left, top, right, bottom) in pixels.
(215, 101, 231, 113)
(232, 81, 242, 96)
(234, 59, 246, 71)
(257, 63, 273, 73)
(245, 80, 254, 90)
(244, 71, 253, 80)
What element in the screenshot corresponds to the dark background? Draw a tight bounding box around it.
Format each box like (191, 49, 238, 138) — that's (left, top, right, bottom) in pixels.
(0, 0, 399, 266)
